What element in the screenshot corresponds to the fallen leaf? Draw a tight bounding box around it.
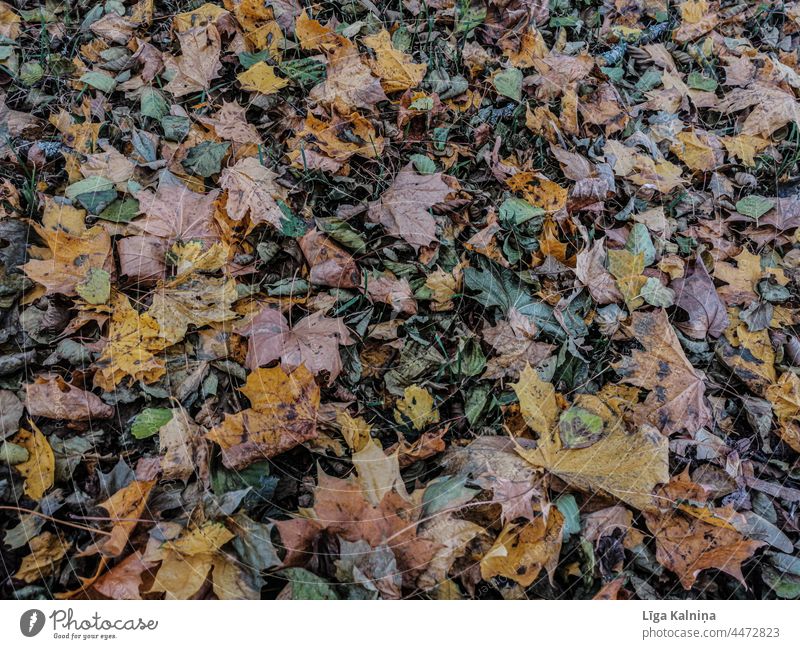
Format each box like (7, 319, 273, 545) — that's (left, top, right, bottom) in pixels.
(614, 309, 712, 436)
(12, 422, 55, 500)
(511, 364, 559, 437)
(238, 308, 353, 382)
(671, 255, 729, 339)
(163, 25, 222, 97)
(14, 532, 70, 583)
(394, 385, 440, 430)
(237, 61, 289, 94)
(26, 375, 113, 420)
(368, 164, 451, 249)
(207, 365, 320, 469)
(363, 29, 426, 93)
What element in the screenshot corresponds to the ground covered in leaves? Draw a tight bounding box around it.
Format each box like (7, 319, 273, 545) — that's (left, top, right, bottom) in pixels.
(1, 0, 800, 601)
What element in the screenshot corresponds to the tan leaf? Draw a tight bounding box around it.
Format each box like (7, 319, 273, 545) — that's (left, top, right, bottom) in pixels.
(614, 309, 712, 435)
(147, 274, 238, 345)
(14, 532, 70, 583)
(575, 238, 623, 305)
(134, 182, 220, 244)
(352, 439, 409, 506)
(368, 164, 451, 249)
(26, 375, 113, 420)
(299, 228, 361, 289)
(163, 25, 222, 97)
(220, 157, 287, 227)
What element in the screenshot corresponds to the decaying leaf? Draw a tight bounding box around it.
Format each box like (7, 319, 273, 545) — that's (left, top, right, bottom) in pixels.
(207, 365, 320, 469)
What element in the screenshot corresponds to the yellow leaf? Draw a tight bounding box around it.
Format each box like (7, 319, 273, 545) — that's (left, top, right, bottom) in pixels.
(511, 364, 558, 437)
(173, 2, 228, 31)
(295, 9, 344, 52)
(394, 385, 440, 430)
(352, 439, 409, 506)
(516, 422, 669, 512)
(507, 172, 567, 213)
(94, 293, 169, 391)
(14, 532, 70, 583)
(22, 224, 112, 296)
(480, 511, 563, 587)
(40, 195, 86, 235)
(166, 522, 235, 556)
(12, 421, 54, 500)
(336, 410, 371, 451)
(670, 130, 716, 172)
(766, 372, 800, 453)
(237, 61, 288, 95)
(363, 29, 427, 93)
(147, 274, 238, 344)
(96, 480, 155, 557)
(607, 249, 646, 310)
(722, 134, 770, 166)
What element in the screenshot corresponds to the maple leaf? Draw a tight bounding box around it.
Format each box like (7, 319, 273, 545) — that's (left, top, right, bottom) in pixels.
(11, 422, 54, 500)
(134, 181, 220, 244)
(352, 440, 410, 506)
(482, 309, 555, 379)
(237, 307, 353, 382)
(511, 364, 559, 436)
(307, 471, 438, 587)
(147, 274, 238, 345)
(14, 532, 71, 584)
(22, 224, 113, 296)
(766, 372, 800, 453)
(220, 157, 287, 227)
(299, 228, 361, 289)
(368, 164, 452, 249)
(237, 61, 289, 95)
(644, 474, 764, 589)
(310, 39, 388, 109)
(289, 104, 385, 172)
(94, 293, 169, 391)
(575, 238, 623, 305)
(614, 309, 712, 435)
(480, 511, 563, 587)
(517, 419, 669, 512)
(163, 25, 222, 97)
(207, 365, 320, 469)
(363, 29, 427, 93)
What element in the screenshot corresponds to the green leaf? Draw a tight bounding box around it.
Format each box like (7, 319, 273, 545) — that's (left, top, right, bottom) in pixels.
(736, 195, 775, 219)
(625, 223, 656, 266)
(79, 70, 117, 94)
(640, 276, 675, 307)
(76, 268, 110, 305)
(131, 408, 173, 440)
(687, 71, 718, 91)
(499, 197, 544, 226)
(277, 200, 307, 236)
(558, 406, 605, 449)
(183, 141, 230, 177)
(493, 67, 522, 102)
(98, 197, 139, 223)
(65, 176, 114, 201)
(279, 568, 339, 599)
(140, 87, 168, 120)
(556, 494, 581, 540)
(409, 154, 436, 175)
(279, 57, 326, 86)
(161, 115, 190, 142)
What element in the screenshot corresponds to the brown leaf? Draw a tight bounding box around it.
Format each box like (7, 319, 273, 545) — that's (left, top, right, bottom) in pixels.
(220, 157, 287, 227)
(93, 551, 154, 600)
(206, 365, 320, 469)
(299, 228, 361, 289)
(644, 476, 764, 589)
(26, 374, 113, 420)
(671, 255, 729, 339)
(14, 532, 70, 583)
(574, 238, 623, 305)
(134, 182, 220, 245)
(238, 307, 354, 382)
(614, 309, 712, 435)
(163, 25, 222, 97)
(368, 164, 452, 249)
